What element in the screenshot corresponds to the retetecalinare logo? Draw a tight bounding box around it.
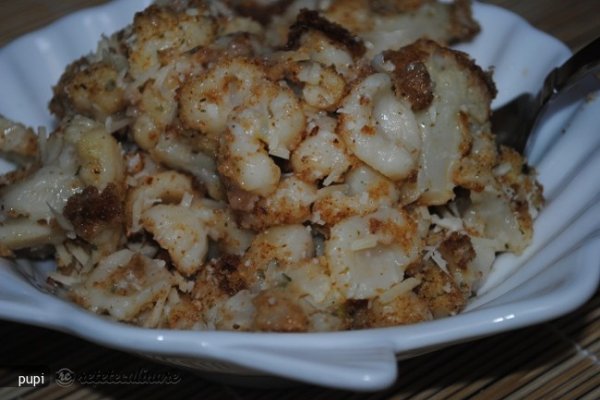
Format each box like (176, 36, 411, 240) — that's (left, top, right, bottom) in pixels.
(55, 368, 75, 387)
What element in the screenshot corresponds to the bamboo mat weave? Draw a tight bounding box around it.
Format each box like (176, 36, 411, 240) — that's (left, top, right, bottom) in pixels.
(1, 1, 599, 399)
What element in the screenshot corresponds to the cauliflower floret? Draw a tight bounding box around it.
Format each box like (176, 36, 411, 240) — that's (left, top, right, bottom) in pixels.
(127, 170, 253, 273)
(382, 39, 496, 205)
(238, 175, 317, 230)
(142, 203, 209, 276)
(131, 73, 179, 151)
(191, 199, 254, 256)
(357, 0, 479, 57)
(63, 115, 125, 191)
(50, 60, 127, 121)
(290, 112, 352, 185)
(312, 163, 400, 225)
(0, 116, 38, 164)
(126, 170, 196, 234)
(213, 289, 257, 331)
(252, 289, 310, 332)
(127, 4, 216, 82)
(191, 255, 253, 329)
(279, 10, 362, 80)
(71, 249, 174, 326)
(337, 72, 421, 181)
(216, 77, 305, 196)
(244, 224, 314, 271)
(272, 60, 346, 111)
(262, 0, 479, 58)
(463, 189, 530, 254)
(349, 290, 433, 329)
(325, 207, 421, 299)
(0, 116, 124, 252)
(179, 58, 266, 140)
(180, 57, 305, 196)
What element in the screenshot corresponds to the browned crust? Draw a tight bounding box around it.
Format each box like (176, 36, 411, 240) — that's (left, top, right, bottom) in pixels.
(63, 184, 123, 241)
(239, 196, 312, 231)
(383, 48, 434, 111)
(384, 38, 496, 111)
(225, 183, 259, 212)
(212, 254, 247, 296)
(50, 58, 126, 120)
(285, 9, 366, 59)
(165, 294, 202, 329)
(344, 298, 374, 329)
(252, 290, 309, 332)
(448, 0, 481, 43)
(401, 39, 497, 101)
(227, 0, 294, 25)
(49, 57, 88, 119)
(368, 211, 416, 252)
(438, 232, 475, 273)
(369, 0, 432, 14)
(412, 260, 468, 318)
(345, 293, 433, 329)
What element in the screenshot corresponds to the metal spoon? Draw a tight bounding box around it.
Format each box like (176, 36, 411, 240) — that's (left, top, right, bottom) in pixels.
(492, 36, 600, 154)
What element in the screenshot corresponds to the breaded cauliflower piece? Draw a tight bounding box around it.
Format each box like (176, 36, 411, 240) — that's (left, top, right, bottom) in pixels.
(0, 0, 545, 332)
(0, 116, 124, 255)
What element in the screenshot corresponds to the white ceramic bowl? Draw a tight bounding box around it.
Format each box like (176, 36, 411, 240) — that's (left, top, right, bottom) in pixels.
(1, 0, 599, 391)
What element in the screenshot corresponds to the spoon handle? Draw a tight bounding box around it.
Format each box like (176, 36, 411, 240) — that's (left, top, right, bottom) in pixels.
(538, 37, 600, 109)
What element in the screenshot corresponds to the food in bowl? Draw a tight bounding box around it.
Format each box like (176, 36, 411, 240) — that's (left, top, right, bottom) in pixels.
(0, 0, 542, 332)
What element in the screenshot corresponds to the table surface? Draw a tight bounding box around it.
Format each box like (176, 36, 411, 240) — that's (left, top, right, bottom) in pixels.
(0, 1, 599, 399)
